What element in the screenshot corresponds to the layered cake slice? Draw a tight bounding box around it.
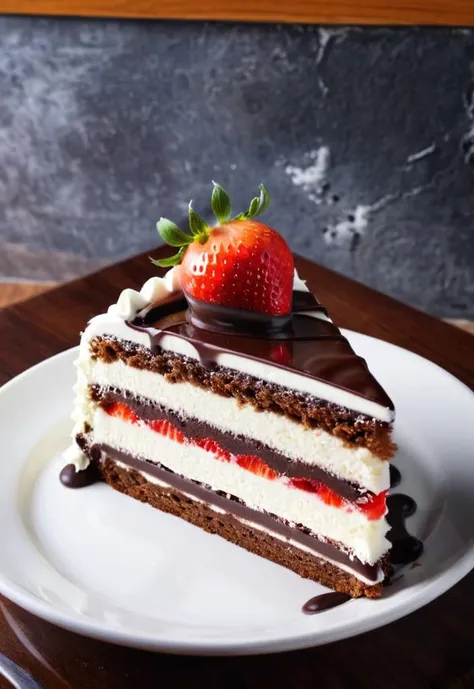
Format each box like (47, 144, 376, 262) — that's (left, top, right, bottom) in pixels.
(63, 183, 395, 598)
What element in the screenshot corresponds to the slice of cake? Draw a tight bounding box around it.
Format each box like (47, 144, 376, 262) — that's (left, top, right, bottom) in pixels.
(63, 183, 395, 598)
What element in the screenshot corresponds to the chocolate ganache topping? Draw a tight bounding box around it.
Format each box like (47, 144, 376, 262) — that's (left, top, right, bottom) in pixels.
(130, 286, 394, 416)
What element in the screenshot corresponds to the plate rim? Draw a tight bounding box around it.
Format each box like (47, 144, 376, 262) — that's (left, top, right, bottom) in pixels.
(1, 333, 474, 655)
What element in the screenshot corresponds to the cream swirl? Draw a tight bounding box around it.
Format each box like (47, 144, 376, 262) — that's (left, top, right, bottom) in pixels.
(66, 266, 183, 469)
(107, 266, 182, 320)
(293, 268, 310, 293)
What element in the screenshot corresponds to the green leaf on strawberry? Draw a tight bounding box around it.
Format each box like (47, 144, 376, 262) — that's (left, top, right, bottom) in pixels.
(150, 246, 186, 268)
(211, 181, 232, 224)
(244, 184, 270, 219)
(153, 218, 193, 267)
(156, 218, 193, 247)
(188, 201, 209, 240)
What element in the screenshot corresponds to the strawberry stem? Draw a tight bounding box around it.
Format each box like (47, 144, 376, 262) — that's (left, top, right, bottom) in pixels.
(234, 184, 270, 220)
(150, 246, 186, 268)
(152, 181, 271, 268)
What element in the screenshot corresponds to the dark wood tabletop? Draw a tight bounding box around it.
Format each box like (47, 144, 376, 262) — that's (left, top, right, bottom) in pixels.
(1, 248, 473, 689)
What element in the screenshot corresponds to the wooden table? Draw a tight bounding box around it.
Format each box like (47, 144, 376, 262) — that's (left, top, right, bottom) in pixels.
(1, 249, 473, 689)
(2, 0, 474, 26)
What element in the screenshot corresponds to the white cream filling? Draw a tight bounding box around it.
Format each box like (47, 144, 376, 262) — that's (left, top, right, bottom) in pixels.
(93, 409, 390, 566)
(112, 459, 383, 585)
(88, 359, 389, 495)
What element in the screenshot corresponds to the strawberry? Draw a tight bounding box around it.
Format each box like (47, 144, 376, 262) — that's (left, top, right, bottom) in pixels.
(359, 490, 388, 521)
(148, 418, 185, 444)
(195, 437, 231, 462)
(104, 402, 139, 424)
(317, 485, 344, 509)
(291, 476, 387, 517)
(151, 182, 294, 316)
(290, 477, 344, 509)
(236, 454, 278, 480)
(290, 477, 320, 494)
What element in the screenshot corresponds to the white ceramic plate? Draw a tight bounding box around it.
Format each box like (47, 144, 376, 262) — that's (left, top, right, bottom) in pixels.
(1, 332, 474, 655)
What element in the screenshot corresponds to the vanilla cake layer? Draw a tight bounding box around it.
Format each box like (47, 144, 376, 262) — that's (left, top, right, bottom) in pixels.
(81, 358, 390, 496)
(89, 407, 390, 568)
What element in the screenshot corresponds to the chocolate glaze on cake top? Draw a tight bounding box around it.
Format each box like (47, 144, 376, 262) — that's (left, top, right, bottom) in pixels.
(130, 289, 394, 416)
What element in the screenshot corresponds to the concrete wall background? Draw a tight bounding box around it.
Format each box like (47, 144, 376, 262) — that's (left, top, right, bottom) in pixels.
(1, 17, 473, 317)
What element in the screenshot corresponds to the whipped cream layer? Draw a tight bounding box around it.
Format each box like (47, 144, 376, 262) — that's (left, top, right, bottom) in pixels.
(92, 407, 390, 568)
(88, 359, 389, 495)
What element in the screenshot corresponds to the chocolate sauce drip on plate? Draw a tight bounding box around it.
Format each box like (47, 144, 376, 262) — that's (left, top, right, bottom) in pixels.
(59, 462, 100, 488)
(389, 465, 401, 488)
(386, 466, 423, 567)
(386, 494, 424, 565)
(302, 465, 424, 613)
(302, 592, 351, 614)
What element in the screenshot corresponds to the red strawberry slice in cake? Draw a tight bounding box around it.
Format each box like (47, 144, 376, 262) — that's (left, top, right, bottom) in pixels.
(104, 402, 139, 425)
(195, 438, 232, 462)
(236, 455, 278, 481)
(148, 418, 185, 444)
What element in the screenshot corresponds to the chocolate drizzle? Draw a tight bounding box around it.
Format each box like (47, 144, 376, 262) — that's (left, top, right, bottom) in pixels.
(389, 465, 401, 488)
(386, 463, 423, 567)
(129, 290, 394, 416)
(303, 465, 424, 613)
(185, 294, 293, 338)
(292, 289, 328, 317)
(133, 294, 188, 327)
(184, 290, 331, 338)
(302, 592, 351, 614)
(386, 494, 424, 565)
(59, 462, 99, 488)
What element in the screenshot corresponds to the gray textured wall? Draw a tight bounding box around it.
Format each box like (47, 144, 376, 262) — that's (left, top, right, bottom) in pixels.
(1, 17, 473, 317)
